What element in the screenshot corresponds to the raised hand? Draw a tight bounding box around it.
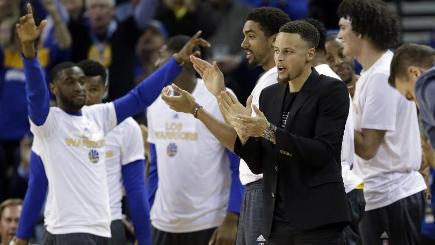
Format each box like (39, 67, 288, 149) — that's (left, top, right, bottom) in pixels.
(16, 4, 47, 58)
(161, 84, 197, 114)
(173, 30, 211, 66)
(16, 4, 47, 44)
(190, 55, 225, 97)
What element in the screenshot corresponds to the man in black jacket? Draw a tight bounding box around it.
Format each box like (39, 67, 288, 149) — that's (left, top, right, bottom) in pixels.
(229, 20, 350, 244)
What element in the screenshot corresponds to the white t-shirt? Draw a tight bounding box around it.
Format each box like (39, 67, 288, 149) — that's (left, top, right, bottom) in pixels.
(32, 104, 117, 237)
(341, 100, 363, 193)
(147, 79, 231, 233)
(105, 117, 145, 221)
(352, 50, 425, 211)
(239, 67, 277, 185)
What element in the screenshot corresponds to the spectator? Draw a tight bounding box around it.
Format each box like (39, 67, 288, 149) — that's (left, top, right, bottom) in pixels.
(0, 199, 22, 245)
(155, 0, 217, 39)
(66, 0, 158, 100)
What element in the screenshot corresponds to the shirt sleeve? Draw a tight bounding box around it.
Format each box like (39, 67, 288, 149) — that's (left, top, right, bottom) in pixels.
(121, 119, 145, 165)
(122, 160, 151, 245)
(225, 149, 243, 213)
(360, 73, 399, 131)
(113, 58, 182, 124)
(16, 151, 48, 240)
(23, 56, 50, 127)
(147, 143, 158, 208)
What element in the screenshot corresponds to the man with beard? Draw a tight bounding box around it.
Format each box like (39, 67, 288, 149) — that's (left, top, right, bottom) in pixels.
(13, 4, 207, 245)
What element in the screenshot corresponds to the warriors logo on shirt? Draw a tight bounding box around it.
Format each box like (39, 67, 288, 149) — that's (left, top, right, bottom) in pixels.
(88, 148, 100, 163)
(167, 143, 178, 157)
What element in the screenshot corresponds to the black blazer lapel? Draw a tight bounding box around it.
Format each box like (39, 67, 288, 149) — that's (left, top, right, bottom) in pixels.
(267, 82, 287, 127)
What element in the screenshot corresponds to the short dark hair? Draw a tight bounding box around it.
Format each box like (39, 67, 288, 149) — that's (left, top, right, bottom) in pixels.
(338, 0, 400, 50)
(77, 60, 107, 85)
(49, 62, 76, 83)
(279, 20, 320, 49)
(246, 7, 291, 37)
(389, 43, 435, 87)
(303, 18, 327, 51)
(0, 199, 22, 219)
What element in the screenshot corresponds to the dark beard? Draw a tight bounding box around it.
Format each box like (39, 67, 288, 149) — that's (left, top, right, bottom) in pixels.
(57, 92, 84, 112)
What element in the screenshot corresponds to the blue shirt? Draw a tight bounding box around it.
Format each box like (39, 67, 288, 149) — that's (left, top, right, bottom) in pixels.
(415, 66, 435, 147)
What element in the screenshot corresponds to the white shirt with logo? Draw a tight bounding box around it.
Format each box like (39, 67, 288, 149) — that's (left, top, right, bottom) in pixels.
(353, 50, 425, 211)
(105, 117, 145, 221)
(32, 104, 117, 237)
(147, 79, 231, 233)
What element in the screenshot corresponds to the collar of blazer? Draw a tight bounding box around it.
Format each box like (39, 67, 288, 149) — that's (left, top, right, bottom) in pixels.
(272, 68, 320, 129)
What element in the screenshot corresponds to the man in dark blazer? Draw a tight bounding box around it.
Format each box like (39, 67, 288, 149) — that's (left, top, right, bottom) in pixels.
(228, 20, 351, 244)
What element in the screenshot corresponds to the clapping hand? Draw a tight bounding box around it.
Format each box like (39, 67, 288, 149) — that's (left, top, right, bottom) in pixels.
(232, 105, 270, 139)
(161, 84, 197, 114)
(190, 55, 225, 97)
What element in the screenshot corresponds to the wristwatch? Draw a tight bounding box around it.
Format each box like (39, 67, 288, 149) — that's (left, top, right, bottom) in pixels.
(192, 103, 203, 118)
(263, 123, 277, 143)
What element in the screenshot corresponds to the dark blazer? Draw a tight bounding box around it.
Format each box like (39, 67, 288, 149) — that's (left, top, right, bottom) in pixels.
(234, 69, 350, 238)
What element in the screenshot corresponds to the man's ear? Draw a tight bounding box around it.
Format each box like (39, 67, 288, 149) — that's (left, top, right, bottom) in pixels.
(307, 48, 316, 62)
(407, 65, 423, 81)
(49, 82, 57, 96)
(103, 84, 109, 100)
(269, 33, 277, 47)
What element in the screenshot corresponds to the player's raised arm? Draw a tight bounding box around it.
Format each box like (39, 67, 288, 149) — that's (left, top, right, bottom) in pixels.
(18, 4, 50, 126)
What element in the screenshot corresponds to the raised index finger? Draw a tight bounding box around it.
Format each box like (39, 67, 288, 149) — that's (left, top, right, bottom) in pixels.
(26, 3, 33, 15)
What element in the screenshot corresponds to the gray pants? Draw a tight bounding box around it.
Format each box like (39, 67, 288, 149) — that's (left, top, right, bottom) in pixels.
(41, 231, 109, 245)
(236, 179, 265, 245)
(109, 220, 127, 245)
(360, 191, 425, 245)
